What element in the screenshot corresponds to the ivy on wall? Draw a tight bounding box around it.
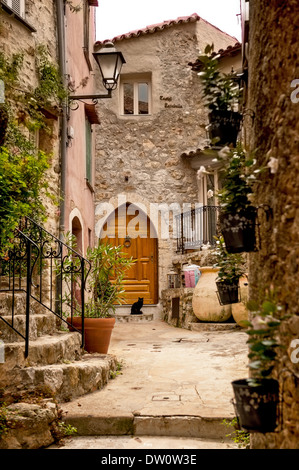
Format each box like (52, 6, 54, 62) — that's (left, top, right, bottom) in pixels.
(0, 47, 67, 253)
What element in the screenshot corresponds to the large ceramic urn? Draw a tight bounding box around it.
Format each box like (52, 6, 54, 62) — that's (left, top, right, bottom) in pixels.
(192, 266, 232, 322)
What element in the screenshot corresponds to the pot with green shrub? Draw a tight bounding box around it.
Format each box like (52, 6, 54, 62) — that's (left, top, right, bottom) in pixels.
(232, 295, 282, 433)
(197, 43, 242, 147)
(213, 236, 246, 305)
(216, 143, 260, 253)
(61, 239, 134, 354)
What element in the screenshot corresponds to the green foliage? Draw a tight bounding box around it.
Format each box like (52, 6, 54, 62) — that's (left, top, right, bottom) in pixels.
(197, 43, 241, 112)
(0, 48, 66, 254)
(0, 404, 9, 439)
(216, 142, 260, 215)
(222, 418, 250, 448)
(85, 243, 135, 318)
(0, 145, 50, 253)
(56, 234, 135, 318)
(243, 292, 284, 385)
(213, 235, 246, 285)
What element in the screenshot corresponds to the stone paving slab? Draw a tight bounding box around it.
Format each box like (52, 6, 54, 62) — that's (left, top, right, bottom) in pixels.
(60, 320, 248, 439)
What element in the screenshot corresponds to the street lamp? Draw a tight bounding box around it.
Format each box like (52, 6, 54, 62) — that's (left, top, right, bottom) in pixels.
(93, 42, 126, 91)
(68, 42, 126, 106)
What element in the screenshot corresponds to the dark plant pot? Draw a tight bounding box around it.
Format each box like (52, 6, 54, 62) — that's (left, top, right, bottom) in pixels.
(219, 210, 257, 254)
(67, 316, 116, 354)
(216, 281, 239, 305)
(232, 379, 279, 433)
(208, 110, 242, 147)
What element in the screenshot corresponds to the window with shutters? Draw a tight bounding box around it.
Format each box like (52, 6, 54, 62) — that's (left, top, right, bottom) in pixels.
(2, 0, 25, 18)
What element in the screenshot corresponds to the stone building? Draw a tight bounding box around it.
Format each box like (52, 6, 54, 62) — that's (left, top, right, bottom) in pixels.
(0, 0, 61, 236)
(93, 13, 240, 317)
(243, 0, 299, 449)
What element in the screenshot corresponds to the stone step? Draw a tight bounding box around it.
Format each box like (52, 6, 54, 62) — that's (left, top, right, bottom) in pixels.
(0, 290, 52, 316)
(0, 313, 56, 342)
(62, 413, 233, 440)
(113, 305, 161, 322)
(0, 332, 84, 389)
(48, 434, 238, 449)
(13, 353, 118, 403)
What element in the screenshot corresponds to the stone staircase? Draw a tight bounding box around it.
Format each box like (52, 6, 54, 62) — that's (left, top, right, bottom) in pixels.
(0, 290, 118, 404)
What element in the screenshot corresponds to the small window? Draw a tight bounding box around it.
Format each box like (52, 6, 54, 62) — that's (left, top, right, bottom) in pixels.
(2, 0, 25, 18)
(121, 77, 151, 115)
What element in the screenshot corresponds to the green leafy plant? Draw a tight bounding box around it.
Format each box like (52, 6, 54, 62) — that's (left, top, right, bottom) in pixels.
(242, 293, 284, 385)
(0, 404, 9, 439)
(216, 142, 260, 216)
(197, 43, 241, 112)
(0, 48, 66, 254)
(213, 235, 246, 285)
(56, 235, 135, 319)
(222, 418, 250, 448)
(85, 243, 135, 318)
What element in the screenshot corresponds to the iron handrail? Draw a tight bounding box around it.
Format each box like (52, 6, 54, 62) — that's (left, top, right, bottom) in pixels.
(0, 217, 91, 357)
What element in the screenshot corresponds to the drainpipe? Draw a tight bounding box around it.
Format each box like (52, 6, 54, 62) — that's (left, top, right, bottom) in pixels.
(56, 0, 67, 239)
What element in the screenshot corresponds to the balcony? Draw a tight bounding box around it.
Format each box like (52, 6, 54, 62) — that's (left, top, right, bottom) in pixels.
(175, 205, 220, 254)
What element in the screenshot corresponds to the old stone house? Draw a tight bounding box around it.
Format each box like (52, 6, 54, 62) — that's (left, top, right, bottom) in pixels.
(93, 13, 241, 318)
(242, 0, 299, 450)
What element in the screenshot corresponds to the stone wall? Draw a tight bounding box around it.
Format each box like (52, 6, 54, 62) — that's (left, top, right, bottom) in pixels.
(247, 0, 299, 449)
(0, 0, 60, 236)
(94, 18, 237, 299)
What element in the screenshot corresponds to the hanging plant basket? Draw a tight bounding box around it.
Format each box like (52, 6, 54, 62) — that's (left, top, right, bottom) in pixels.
(208, 110, 242, 147)
(216, 280, 240, 305)
(231, 378, 279, 433)
(219, 209, 257, 254)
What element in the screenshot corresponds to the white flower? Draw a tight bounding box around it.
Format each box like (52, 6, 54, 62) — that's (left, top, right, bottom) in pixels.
(267, 156, 278, 174)
(207, 189, 214, 198)
(197, 165, 206, 179)
(218, 146, 231, 159)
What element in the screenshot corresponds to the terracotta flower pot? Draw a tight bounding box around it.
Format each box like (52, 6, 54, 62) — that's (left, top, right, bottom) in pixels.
(67, 317, 116, 354)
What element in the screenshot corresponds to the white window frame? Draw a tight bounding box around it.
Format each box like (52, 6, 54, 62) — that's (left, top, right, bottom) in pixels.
(2, 0, 25, 18)
(120, 75, 152, 116)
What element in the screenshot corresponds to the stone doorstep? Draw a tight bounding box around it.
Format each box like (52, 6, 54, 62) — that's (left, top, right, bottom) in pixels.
(62, 414, 233, 440)
(189, 322, 241, 332)
(17, 354, 118, 403)
(113, 312, 154, 323)
(0, 313, 56, 342)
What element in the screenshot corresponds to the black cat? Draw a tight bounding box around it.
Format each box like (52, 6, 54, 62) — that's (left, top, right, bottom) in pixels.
(131, 297, 143, 315)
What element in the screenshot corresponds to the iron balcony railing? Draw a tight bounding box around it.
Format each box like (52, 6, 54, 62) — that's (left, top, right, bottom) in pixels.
(175, 205, 220, 254)
(0, 217, 91, 357)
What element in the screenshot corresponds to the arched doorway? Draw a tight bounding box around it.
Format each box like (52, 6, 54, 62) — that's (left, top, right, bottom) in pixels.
(100, 203, 158, 305)
(71, 216, 83, 254)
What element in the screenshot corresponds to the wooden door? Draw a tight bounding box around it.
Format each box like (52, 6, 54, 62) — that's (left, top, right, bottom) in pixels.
(101, 204, 158, 305)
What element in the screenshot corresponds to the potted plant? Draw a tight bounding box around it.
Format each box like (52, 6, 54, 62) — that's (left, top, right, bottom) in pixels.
(216, 143, 260, 253)
(197, 43, 242, 147)
(232, 295, 282, 433)
(213, 236, 246, 305)
(59, 238, 134, 354)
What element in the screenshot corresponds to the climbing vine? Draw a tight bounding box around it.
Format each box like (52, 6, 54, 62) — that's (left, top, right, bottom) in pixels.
(0, 47, 67, 254)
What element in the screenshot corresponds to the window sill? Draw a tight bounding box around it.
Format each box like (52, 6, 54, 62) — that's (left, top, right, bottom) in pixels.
(1, 3, 36, 32)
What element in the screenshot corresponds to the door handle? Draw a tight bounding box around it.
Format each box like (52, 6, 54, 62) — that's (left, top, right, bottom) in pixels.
(150, 252, 154, 263)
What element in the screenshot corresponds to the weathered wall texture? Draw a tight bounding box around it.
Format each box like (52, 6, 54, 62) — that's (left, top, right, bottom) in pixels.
(0, 0, 60, 236)
(247, 0, 299, 449)
(94, 17, 237, 298)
